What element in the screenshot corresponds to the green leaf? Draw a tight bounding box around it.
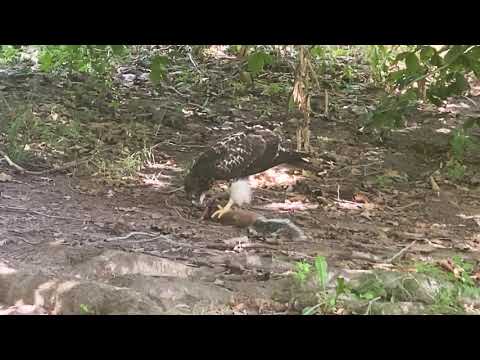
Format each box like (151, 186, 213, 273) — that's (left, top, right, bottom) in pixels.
(39, 51, 53, 72)
(314, 256, 328, 290)
(387, 69, 406, 83)
(430, 52, 443, 67)
(450, 72, 470, 93)
(150, 55, 169, 84)
(310, 46, 325, 59)
(420, 46, 435, 62)
(394, 51, 410, 63)
(247, 51, 272, 76)
(445, 45, 468, 64)
(110, 45, 126, 56)
(463, 117, 480, 130)
(467, 46, 480, 60)
(361, 291, 375, 300)
(405, 52, 421, 74)
(336, 277, 346, 296)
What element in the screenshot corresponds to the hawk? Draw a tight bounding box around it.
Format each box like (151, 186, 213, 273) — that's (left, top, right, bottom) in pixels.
(184, 125, 312, 219)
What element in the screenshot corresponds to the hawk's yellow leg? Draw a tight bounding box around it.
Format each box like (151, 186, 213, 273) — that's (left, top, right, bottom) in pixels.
(211, 198, 234, 219)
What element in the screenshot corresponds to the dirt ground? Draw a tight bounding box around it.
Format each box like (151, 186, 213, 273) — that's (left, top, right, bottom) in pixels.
(1, 50, 480, 314)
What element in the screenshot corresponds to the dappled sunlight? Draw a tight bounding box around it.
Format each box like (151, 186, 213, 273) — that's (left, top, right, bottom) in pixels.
(250, 166, 303, 189)
(471, 81, 480, 97)
(140, 159, 183, 189)
(262, 200, 318, 211)
(203, 46, 236, 60)
(436, 128, 452, 134)
(0, 262, 16, 275)
(145, 158, 182, 172)
(140, 174, 170, 189)
(35, 280, 57, 306)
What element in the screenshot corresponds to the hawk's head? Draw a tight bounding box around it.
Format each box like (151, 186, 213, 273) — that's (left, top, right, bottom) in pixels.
(184, 170, 212, 206)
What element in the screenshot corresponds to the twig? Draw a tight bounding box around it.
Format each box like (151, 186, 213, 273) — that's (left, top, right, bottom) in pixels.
(105, 232, 158, 242)
(152, 141, 207, 149)
(462, 96, 477, 107)
(105, 231, 206, 250)
(364, 296, 382, 315)
(188, 53, 203, 74)
(0, 150, 88, 175)
(0, 93, 12, 112)
(172, 207, 227, 233)
(165, 85, 189, 98)
(393, 201, 420, 212)
(17, 237, 42, 246)
(146, 234, 198, 249)
(335, 161, 384, 174)
(0, 205, 86, 222)
(0, 150, 26, 172)
(158, 186, 185, 195)
(233, 243, 279, 251)
(387, 240, 417, 264)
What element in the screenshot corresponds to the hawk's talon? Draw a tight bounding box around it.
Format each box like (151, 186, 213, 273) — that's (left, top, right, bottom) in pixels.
(211, 199, 234, 219)
(211, 205, 229, 219)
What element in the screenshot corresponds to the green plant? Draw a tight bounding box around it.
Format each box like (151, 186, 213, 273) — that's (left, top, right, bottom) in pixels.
(446, 159, 466, 180)
(375, 175, 394, 188)
(293, 256, 343, 315)
(149, 55, 169, 84)
(246, 50, 273, 77)
(366, 46, 480, 132)
(351, 276, 387, 301)
(37, 45, 127, 78)
(0, 45, 20, 64)
(2, 106, 36, 163)
(450, 128, 471, 162)
(365, 45, 399, 83)
(416, 258, 480, 311)
(79, 304, 95, 315)
(261, 82, 288, 97)
(390, 46, 480, 104)
(314, 256, 329, 292)
(364, 90, 418, 129)
(293, 261, 311, 284)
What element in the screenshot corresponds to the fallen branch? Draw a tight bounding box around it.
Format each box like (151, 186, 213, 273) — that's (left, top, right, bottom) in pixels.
(105, 232, 158, 242)
(0, 150, 26, 172)
(188, 53, 204, 75)
(16, 237, 42, 246)
(387, 240, 417, 264)
(158, 186, 184, 195)
(0, 150, 88, 175)
(393, 201, 421, 212)
(165, 85, 189, 98)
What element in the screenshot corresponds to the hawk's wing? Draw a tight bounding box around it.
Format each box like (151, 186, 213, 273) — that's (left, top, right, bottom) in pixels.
(210, 132, 269, 180)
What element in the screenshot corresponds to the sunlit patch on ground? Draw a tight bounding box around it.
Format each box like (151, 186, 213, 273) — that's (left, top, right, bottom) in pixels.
(469, 78, 480, 96)
(262, 200, 318, 211)
(139, 174, 170, 189)
(250, 166, 303, 189)
(145, 159, 182, 172)
(203, 45, 236, 60)
(140, 159, 183, 189)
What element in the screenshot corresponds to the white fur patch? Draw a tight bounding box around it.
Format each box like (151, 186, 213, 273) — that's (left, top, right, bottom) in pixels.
(230, 179, 252, 206)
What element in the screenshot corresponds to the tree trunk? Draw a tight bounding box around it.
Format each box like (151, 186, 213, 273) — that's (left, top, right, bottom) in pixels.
(292, 46, 311, 153)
